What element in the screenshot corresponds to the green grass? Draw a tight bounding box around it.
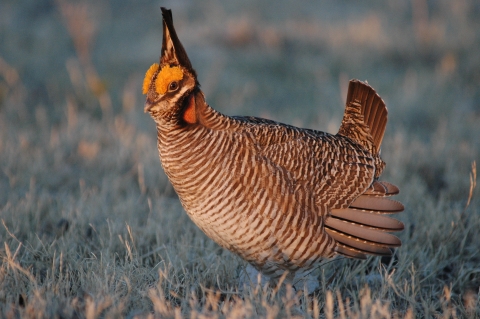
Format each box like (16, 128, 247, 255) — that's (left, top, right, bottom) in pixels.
(0, 0, 479, 317)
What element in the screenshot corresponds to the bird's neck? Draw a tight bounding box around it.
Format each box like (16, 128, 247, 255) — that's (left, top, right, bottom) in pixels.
(155, 90, 235, 139)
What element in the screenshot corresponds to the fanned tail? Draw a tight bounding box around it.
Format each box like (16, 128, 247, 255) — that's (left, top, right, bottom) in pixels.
(338, 79, 388, 155)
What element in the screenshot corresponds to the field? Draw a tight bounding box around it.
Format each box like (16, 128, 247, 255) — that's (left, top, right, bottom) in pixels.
(1, 0, 479, 318)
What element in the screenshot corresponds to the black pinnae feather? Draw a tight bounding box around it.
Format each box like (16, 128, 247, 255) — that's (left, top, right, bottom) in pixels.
(160, 7, 196, 79)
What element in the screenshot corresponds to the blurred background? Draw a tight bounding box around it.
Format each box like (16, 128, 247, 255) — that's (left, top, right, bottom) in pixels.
(0, 0, 479, 224)
(0, 1, 479, 315)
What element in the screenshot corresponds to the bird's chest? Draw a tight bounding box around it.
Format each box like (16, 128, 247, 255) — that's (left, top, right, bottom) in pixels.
(157, 132, 254, 246)
(157, 128, 240, 208)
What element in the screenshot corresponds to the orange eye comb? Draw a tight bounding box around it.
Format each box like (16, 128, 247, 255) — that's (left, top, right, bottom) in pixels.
(142, 63, 159, 94)
(155, 65, 183, 94)
(142, 64, 184, 95)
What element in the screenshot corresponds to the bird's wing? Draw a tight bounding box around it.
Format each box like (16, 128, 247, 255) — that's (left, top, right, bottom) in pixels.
(231, 119, 403, 260)
(235, 119, 377, 211)
(325, 182, 404, 259)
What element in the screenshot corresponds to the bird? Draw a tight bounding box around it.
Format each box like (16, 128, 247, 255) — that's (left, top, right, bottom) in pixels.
(143, 7, 404, 288)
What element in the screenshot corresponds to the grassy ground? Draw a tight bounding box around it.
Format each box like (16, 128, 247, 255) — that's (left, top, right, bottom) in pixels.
(0, 0, 479, 317)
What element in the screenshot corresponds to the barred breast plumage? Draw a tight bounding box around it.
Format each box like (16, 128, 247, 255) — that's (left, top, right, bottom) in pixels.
(143, 8, 404, 285)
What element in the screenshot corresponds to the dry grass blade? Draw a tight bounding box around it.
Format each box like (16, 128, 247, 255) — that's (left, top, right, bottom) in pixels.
(465, 161, 476, 210)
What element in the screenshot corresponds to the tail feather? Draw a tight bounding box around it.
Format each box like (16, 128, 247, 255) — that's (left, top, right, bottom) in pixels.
(362, 89, 386, 148)
(338, 80, 388, 155)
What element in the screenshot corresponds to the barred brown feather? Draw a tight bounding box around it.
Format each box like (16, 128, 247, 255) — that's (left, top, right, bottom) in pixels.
(143, 8, 404, 284)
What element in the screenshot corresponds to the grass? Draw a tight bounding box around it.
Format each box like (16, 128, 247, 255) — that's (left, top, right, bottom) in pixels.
(0, 0, 479, 317)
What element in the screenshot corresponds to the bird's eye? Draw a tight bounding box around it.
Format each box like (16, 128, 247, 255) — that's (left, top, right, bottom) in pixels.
(168, 81, 179, 92)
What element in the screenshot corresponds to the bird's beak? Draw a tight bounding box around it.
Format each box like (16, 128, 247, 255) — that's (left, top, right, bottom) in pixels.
(144, 100, 153, 113)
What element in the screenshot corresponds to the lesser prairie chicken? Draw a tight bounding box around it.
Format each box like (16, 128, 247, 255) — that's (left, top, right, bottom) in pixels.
(143, 8, 404, 288)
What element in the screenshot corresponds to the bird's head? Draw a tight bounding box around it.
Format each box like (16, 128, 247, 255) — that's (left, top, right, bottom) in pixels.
(143, 8, 199, 125)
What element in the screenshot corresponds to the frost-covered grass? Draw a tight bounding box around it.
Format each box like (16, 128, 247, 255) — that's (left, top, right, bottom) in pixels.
(0, 0, 479, 317)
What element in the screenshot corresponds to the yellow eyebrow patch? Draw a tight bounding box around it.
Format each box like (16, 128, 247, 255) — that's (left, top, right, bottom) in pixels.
(142, 63, 159, 94)
(155, 65, 184, 94)
(142, 64, 184, 95)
